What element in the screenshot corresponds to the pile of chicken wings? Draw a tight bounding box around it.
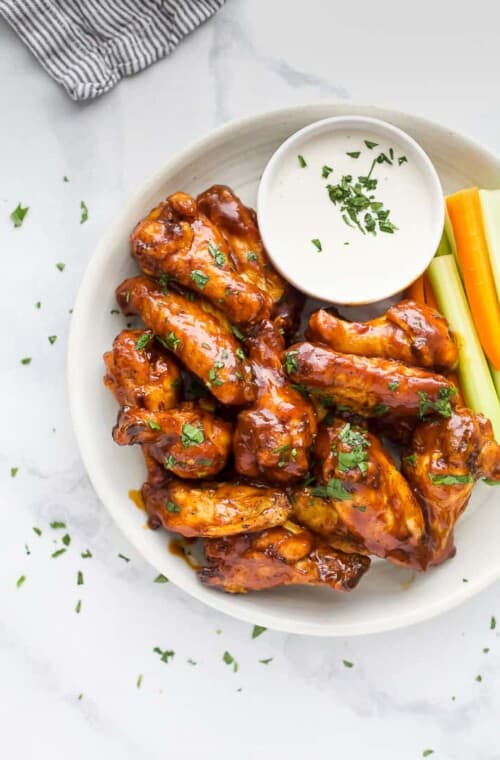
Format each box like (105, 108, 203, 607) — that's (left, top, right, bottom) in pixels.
(103, 185, 500, 595)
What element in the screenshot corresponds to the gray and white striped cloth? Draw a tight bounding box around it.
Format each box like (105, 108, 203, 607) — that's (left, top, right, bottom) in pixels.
(0, 0, 225, 101)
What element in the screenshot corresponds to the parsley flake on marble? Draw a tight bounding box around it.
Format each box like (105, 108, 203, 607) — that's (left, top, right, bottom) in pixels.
(80, 200, 89, 224)
(252, 625, 267, 639)
(223, 651, 238, 672)
(10, 203, 29, 228)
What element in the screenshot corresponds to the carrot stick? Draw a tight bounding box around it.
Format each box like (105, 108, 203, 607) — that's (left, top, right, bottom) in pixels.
(423, 272, 439, 310)
(406, 275, 425, 305)
(446, 188, 500, 369)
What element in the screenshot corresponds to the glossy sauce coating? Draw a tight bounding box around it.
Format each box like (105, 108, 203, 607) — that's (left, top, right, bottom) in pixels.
(103, 329, 181, 410)
(307, 300, 458, 370)
(285, 341, 457, 419)
(402, 406, 500, 567)
(143, 479, 290, 538)
(113, 402, 232, 479)
(131, 192, 268, 325)
(294, 419, 426, 569)
(197, 184, 304, 336)
(199, 524, 370, 593)
(116, 276, 256, 405)
(233, 321, 317, 483)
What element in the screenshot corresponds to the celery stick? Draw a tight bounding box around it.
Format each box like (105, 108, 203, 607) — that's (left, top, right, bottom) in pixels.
(444, 207, 457, 257)
(435, 227, 451, 256)
(489, 362, 500, 398)
(428, 255, 500, 439)
(479, 189, 500, 302)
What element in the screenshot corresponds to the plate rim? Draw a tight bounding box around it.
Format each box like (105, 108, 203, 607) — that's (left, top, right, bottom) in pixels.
(67, 101, 500, 636)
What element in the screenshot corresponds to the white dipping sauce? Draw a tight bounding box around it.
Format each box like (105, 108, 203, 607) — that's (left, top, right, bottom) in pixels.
(257, 117, 444, 304)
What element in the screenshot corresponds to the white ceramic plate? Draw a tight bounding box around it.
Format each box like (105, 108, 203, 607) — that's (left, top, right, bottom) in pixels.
(68, 103, 500, 636)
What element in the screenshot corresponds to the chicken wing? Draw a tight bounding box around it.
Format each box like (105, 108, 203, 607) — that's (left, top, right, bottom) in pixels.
(197, 185, 304, 335)
(293, 419, 426, 568)
(103, 328, 181, 410)
(233, 321, 317, 483)
(198, 523, 370, 593)
(116, 276, 256, 405)
(402, 406, 500, 567)
(284, 341, 457, 420)
(131, 192, 268, 325)
(143, 479, 291, 537)
(307, 300, 458, 370)
(113, 403, 232, 479)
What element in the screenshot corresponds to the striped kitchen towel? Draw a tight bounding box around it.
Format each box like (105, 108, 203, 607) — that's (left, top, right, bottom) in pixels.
(0, 0, 225, 101)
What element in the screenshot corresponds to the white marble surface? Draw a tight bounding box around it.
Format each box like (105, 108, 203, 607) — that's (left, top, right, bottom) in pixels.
(1, 2, 500, 758)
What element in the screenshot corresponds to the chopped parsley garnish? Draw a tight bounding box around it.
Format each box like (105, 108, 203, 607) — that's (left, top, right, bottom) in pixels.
(157, 331, 181, 352)
(75, 600, 82, 614)
(428, 473, 473, 485)
(235, 348, 246, 361)
(483, 647, 490, 653)
(158, 273, 169, 294)
(283, 351, 299, 375)
(154, 574, 169, 583)
(322, 165, 333, 178)
(252, 625, 267, 639)
(164, 454, 177, 470)
(56, 262, 65, 272)
(196, 457, 213, 467)
(297, 154, 307, 168)
(147, 419, 161, 431)
(166, 500, 181, 513)
(364, 140, 378, 149)
(10, 203, 29, 228)
(77, 571, 84, 585)
(398, 156, 408, 166)
(422, 751, 434, 757)
(208, 241, 226, 268)
(16, 575, 26, 588)
(81, 549, 92, 558)
(48, 335, 57, 345)
(21, 357, 32, 365)
(35, 301, 41, 309)
(135, 332, 151, 350)
(136, 674, 143, 689)
(80, 201, 88, 224)
(222, 651, 238, 672)
(181, 423, 205, 447)
(313, 478, 351, 501)
(311, 238, 322, 252)
(187, 658, 197, 666)
(10, 467, 18, 478)
(62, 534, 71, 546)
(490, 616, 496, 630)
(403, 454, 417, 467)
(338, 448, 369, 474)
(346, 151, 360, 158)
(373, 404, 389, 416)
(51, 548, 66, 558)
(207, 366, 223, 387)
(338, 423, 369, 450)
(418, 387, 455, 419)
(352, 505, 367, 512)
(388, 381, 399, 391)
(259, 658, 273, 665)
(343, 659, 354, 668)
(231, 324, 245, 341)
(110, 308, 119, 314)
(33, 527, 42, 536)
(118, 553, 130, 562)
(476, 674, 482, 682)
(63, 176, 69, 182)
(247, 251, 258, 262)
(50, 521, 66, 529)
(190, 270, 209, 289)
(153, 647, 175, 664)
